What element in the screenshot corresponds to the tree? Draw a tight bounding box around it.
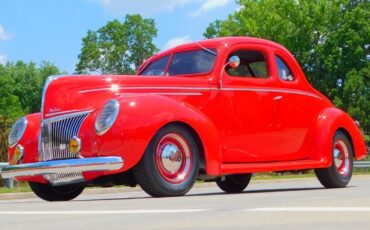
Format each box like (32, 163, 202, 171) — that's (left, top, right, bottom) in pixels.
(204, 0, 370, 135)
(1, 61, 60, 114)
(0, 61, 60, 161)
(76, 14, 158, 74)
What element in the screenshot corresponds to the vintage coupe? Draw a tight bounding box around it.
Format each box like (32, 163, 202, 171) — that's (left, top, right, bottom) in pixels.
(1, 37, 367, 201)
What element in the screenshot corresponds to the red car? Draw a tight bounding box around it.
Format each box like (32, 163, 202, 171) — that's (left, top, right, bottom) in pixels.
(1, 37, 367, 201)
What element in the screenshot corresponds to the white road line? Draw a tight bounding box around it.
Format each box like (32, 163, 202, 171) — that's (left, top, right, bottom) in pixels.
(0, 209, 210, 215)
(243, 207, 370, 212)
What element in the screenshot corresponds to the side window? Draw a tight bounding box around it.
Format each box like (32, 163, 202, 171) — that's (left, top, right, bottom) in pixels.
(276, 56, 294, 81)
(140, 55, 170, 76)
(167, 49, 216, 76)
(226, 50, 268, 79)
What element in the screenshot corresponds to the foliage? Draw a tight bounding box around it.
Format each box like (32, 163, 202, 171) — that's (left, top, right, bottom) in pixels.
(204, 0, 370, 134)
(0, 61, 60, 160)
(76, 14, 158, 75)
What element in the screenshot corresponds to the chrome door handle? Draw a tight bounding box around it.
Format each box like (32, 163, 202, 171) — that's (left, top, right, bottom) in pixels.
(273, 96, 283, 100)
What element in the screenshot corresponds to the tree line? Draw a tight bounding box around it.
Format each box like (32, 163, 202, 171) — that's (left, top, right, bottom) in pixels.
(0, 0, 369, 159)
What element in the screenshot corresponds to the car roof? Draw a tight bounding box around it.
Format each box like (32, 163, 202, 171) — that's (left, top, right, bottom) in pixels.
(138, 37, 290, 73)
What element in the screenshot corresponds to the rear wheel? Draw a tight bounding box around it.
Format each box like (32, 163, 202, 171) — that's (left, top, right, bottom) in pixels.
(29, 182, 85, 201)
(315, 131, 353, 188)
(133, 125, 199, 197)
(216, 174, 252, 193)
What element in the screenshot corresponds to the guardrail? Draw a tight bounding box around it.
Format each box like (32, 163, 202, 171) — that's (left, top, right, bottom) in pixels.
(354, 161, 370, 168)
(0, 162, 13, 188)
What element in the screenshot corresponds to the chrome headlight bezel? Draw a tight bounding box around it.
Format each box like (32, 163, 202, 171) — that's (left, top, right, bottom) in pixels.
(95, 99, 120, 135)
(8, 117, 28, 148)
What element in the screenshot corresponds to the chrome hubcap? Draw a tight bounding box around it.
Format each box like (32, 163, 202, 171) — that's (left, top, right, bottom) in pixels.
(333, 139, 350, 175)
(160, 144, 183, 173)
(155, 133, 192, 184)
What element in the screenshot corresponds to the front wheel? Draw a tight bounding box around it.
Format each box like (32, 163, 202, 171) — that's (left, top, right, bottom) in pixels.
(133, 125, 199, 197)
(29, 182, 85, 202)
(315, 131, 353, 188)
(216, 174, 252, 193)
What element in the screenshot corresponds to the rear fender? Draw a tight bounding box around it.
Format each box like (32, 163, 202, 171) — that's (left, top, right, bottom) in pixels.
(304, 108, 367, 167)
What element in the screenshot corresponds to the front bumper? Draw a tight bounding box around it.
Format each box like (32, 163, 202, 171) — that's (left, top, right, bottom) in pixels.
(0, 157, 124, 179)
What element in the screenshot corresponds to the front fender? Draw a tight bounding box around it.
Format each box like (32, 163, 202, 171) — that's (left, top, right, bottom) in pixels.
(303, 108, 367, 167)
(97, 94, 221, 175)
(8, 113, 46, 183)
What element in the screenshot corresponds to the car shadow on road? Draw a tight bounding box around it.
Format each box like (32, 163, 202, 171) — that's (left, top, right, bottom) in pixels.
(71, 186, 340, 202)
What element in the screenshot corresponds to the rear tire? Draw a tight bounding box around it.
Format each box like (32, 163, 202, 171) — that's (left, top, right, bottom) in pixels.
(216, 174, 252, 193)
(315, 131, 353, 188)
(29, 182, 85, 201)
(133, 125, 199, 197)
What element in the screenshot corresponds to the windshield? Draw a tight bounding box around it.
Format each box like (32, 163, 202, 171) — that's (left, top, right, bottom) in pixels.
(139, 48, 217, 76)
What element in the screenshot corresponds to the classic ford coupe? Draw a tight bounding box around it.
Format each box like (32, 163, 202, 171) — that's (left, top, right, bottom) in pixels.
(1, 37, 367, 201)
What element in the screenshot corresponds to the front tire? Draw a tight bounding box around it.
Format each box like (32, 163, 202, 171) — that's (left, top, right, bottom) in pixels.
(133, 125, 199, 197)
(315, 131, 353, 188)
(29, 182, 85, 201)
(216, 174, 252, 193)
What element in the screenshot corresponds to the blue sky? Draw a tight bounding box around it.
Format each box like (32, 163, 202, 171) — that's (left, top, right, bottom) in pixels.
(0, 0, 238, 73)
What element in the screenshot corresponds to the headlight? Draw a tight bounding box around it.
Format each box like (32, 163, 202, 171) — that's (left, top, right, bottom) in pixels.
(95, 99, 120, 135)
(8, 117, 28, 147)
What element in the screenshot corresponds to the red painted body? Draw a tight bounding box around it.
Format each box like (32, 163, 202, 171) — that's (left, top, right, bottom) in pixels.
(9, 37, 367, 183)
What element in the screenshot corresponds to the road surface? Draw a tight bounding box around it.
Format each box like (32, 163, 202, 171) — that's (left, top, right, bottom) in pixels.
(1, 175, 370, 230)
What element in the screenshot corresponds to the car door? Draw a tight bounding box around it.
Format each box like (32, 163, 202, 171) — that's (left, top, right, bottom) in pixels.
(270, 50, 327, 160)
(219, 43, 286, 163)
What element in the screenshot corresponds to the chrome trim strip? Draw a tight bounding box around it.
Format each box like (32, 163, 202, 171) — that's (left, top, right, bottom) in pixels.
(0, 157, 124, 179)
(44, 110, 92, 123)
(118, 92, 203, 96)
(41, 75, 69, 119)
(45, 109, 93, 118)
(79, 86, 215, 94)
(221, 87, 323, 100)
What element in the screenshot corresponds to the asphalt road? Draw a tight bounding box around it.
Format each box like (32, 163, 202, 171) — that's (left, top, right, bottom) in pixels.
(1, 175, 370, 230)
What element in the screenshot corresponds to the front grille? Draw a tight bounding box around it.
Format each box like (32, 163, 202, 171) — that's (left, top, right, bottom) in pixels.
(40, 111, 89, 161)
(40, 111, 90, 185)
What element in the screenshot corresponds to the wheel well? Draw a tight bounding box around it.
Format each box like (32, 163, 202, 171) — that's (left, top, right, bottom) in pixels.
(163, 121, 206, 172)
(337, 128, 355, 157)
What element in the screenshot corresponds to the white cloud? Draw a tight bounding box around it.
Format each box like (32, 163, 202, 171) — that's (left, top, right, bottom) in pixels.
(96, 0, 192, 16)
(163, 35, 192, 50)
(0, 24, 12, 41)
(190, 0, 230, 17)
(0, 53, 7, 65)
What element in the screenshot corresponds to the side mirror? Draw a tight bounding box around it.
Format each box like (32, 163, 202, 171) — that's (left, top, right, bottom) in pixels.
(228, 56, 240, 68)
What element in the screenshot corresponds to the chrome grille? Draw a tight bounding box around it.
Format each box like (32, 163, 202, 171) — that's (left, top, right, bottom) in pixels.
(40, 111, 90, 161)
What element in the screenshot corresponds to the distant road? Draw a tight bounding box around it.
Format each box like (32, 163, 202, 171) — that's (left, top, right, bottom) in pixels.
(1, 175, 370, 230)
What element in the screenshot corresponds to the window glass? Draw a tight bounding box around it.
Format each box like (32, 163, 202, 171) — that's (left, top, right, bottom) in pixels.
(140, 55, 170, 76)
(167, 49, 216, 76)
(276, 56, 294, 81)
(226, 50, 268, 78)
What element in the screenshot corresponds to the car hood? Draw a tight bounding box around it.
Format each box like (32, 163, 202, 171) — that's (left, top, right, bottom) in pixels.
(42, 74, 212, 119)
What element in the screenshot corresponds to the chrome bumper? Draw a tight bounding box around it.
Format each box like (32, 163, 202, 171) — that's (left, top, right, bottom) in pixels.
(0, 157, 124, 179)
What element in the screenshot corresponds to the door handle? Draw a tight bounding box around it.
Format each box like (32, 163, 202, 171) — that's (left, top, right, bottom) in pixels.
(273, 96, 283, 100)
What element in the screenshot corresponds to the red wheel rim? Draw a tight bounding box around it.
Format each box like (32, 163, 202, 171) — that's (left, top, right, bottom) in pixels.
(155, 133, 192, 184)
(333, 139, 351, 176)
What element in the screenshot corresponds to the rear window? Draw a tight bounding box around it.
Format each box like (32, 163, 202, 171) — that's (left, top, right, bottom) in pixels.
(167, 49, 216, 76)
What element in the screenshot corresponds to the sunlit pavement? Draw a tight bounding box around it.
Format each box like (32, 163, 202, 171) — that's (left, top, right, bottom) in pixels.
(1, 175, 370, 230)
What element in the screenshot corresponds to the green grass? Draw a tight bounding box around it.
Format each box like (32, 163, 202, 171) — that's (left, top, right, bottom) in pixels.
(0, 185, 32, 194)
